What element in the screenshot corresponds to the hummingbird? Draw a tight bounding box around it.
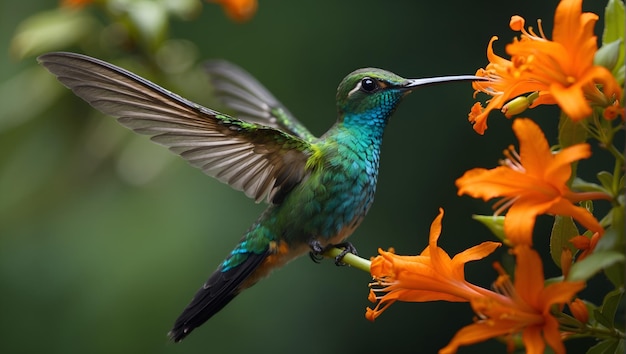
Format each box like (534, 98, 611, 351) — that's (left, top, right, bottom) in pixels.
(38, 52, 483, 341)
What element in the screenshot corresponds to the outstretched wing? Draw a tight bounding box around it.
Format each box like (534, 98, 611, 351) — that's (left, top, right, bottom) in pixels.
(204, 60, 317, 142)
(38, 52, 312, 204)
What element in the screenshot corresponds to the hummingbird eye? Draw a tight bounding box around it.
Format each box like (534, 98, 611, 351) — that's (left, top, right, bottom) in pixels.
(360, 77, 378, 93)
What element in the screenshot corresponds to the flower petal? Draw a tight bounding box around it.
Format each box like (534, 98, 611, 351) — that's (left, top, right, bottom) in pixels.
(542, 315, 567, 354)
(440, 321, 517, 354)
(452, 242, 501, 266)
(513, 118, 553, 176)
(521, 326, 546, 354)
(456, 167, 532, 200)
(546, 198, 603, 236)
(512, 246, 546, 307)
(550, 82, 592, 120)
(538, 281, 586, 312)
(503, 199, 550, 245)
(545, 143, 591, 186)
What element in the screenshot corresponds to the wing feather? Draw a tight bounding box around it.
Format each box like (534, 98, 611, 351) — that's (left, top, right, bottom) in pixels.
(205, 60, 317, 142)
(38, 52, 312, 204)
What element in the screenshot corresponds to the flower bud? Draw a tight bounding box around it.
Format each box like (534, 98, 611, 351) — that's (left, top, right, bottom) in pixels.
(501, 96, 530, 117)
(472, 215, 507, 243)
(568, 298, 589, 324)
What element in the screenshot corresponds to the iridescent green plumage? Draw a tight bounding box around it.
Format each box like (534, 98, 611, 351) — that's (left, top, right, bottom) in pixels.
(38, 52, 482, 342)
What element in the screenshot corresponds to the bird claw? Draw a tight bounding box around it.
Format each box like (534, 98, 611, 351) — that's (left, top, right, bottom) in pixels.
(308, 240, 358, 266)
(309, 251, 325, 264)
(332, 242, 358, 266)
(308, 240, 325, 263)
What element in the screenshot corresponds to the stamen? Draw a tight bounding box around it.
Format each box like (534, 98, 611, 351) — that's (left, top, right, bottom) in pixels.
(500, 145, 525, 172)
(536, 19, 546, 39)
(491, 262, 537, 315)
(492, 196, 519, 216)
(523, 21, 547, 41)
(494, 278, 516, 299)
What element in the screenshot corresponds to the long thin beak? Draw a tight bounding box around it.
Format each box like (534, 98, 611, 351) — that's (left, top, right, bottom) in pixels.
(401, 75, 487, 91)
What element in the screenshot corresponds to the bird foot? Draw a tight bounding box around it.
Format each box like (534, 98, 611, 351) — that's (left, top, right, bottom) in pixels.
(333, 242, 358, 266)
(308, 241, 358, 266)
(308, 240, 325, 264)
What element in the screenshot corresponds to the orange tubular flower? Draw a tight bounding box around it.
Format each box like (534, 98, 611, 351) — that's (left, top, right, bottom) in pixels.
(366, 208, 501, 321)
(209, 0, 257, 22)
(456, 118, 605, 245)
(469, 0, 622, 134)
(365, 210, 584, 353)
(441, 246, 586, 354)
(568, 298, 589, 324)
(60, 0, 93, 7)
(569, 232, 601, 261)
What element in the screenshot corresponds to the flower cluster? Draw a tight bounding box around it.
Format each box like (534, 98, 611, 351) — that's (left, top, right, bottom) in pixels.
(364, 0, 625, 353)
(468, 0, 623, 135)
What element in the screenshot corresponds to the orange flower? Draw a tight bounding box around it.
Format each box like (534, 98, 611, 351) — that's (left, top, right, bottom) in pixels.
(366, 208, 501, 321)
(441, 246, 586, 354)
(60, 0, 93, 7)
(470, 0, 622, 134)
(560, 247, 573, 279)
(208, 0, 257, 22)
(364, 210, 584, 353)
(456, 118, 606, 245)
(569, 232, 601, 261)
(568, 298, 589, 324)
(603, 100, 625, 121)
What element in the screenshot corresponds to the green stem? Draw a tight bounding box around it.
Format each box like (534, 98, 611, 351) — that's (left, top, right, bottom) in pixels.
(611, 146, 624, 194)
(607, 143, 625, 165)
(323, 247, 372, 273)
(557, 312, 626, 340)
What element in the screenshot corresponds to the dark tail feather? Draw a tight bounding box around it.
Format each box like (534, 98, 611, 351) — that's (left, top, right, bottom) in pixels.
(168, 251, 269, 342)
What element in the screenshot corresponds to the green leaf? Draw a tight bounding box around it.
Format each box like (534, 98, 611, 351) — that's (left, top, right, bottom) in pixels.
(598, 207, 625, 289)
(604, 0, 625, 40)
(581, 200, 594, 215)
(597, 171, 614, 193)
(593, 308, 614, 329)
(610, 205, 624, 247)
(604, 262, 625, 288)
(617, 339, 625, 354)
(596, 225, 621, 253)
(558, 111, 588, 148)
(568, 251, 625, 281)
(571, 177, 609, 193)
(10, 8, 96, 59)
(603, 0, 625, 82)
(600, 288, 624, 327)
(558, 112, 588, 185)
(550, 215, 579, 268)
(594, 39, 622, 70)
(587, 338, 619, 354)
(472, 215, 506, 242)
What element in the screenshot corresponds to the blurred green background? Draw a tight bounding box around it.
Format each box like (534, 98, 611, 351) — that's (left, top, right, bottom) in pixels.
(0, 1, 613, 353)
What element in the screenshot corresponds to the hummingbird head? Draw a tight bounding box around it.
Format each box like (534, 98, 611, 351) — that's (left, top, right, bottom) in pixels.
(335, 68, 483, 127)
